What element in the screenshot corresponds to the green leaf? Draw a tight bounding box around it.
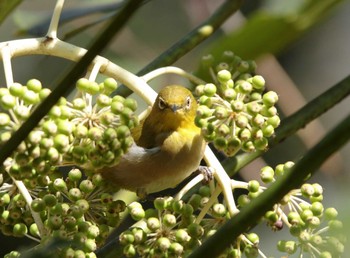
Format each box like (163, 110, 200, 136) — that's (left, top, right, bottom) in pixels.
(0, 0, 22, 25)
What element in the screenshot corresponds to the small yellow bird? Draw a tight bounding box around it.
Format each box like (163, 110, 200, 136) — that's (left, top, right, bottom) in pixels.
(100, 85, 206, 195)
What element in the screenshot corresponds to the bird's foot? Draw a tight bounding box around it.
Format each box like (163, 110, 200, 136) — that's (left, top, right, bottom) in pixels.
(198, 166, 214, 184)
(136, 188, 148, 200)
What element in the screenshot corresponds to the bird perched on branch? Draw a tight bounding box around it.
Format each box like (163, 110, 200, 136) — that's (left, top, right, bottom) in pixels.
(100, 85, 207, 196)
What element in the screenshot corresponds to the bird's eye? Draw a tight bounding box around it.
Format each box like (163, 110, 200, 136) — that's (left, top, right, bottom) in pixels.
(158, 97, 166, 110)
(185, 96, 191, 110)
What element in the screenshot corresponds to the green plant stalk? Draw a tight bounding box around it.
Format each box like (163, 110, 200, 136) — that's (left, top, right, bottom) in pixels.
(0, 0, 143, 166)
(189, 112, 350, 258)
(113, 0, 244, 97)
(223, 74, 350, 176)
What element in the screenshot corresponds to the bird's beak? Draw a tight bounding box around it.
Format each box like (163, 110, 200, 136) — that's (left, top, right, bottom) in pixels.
(169, 104, 182, 113)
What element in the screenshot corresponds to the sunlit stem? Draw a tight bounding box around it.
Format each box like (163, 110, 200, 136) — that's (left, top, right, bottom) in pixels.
(87, 60, 103, 82)
(204, 146, 238, 215)
(175, 174, 204, 201)
(195, 186, 221, 224)
(141, 66, 207, 85)
(47, 0, 65, 38)
(12, 179, 46, 237)
(1, 45, 14, 86)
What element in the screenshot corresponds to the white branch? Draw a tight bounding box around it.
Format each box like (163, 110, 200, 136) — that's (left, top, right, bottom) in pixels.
(0, 37, 157, 105)
(47, 0, 65, 38)
(141, 66, 206, 85)
(204, 146, 238, 215)
(1, 45, 14, 86)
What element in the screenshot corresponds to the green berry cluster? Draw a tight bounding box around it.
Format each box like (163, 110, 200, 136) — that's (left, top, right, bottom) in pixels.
(0, 79, 67, 185)
(119, 188, 263, 257)
(63, 77, 138, 169)
(195, 52, 280, 156)
(2, 168, 126, 257)
(241, 162, 346, 257)
(0, 78, 137, 185)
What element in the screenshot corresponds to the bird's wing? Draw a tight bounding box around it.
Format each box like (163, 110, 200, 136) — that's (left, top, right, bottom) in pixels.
(121, 142, 160, 163)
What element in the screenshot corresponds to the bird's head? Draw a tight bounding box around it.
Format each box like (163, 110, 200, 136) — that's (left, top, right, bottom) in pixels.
(140, 85, 198, 144)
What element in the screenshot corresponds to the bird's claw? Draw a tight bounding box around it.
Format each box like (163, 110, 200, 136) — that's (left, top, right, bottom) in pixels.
(198, 166, 214, 184)
(136, 188, 148, 200)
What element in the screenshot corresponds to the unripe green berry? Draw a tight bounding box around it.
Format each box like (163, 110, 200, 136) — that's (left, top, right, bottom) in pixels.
(237, 194, 250, 207)
(163, 214, 177, 228)
(324, 207, 338, 220)
(262, 91, 278, 106)
(0, 95, 16, 109)
(237, 81, 253, 94)
(217, 70, 232, 83)
(27, 79, 42, 92)
(300, 209, 313, 222)
(43, 194, 57, 207)
(298, 231, 311, 243)
(84, 239, 97, 252)
(284, 240, 297, 254)
(124, 98, 138, 111)
(123, 244, 136, 257)
(244, 245, 259, 258)
(31, 198, 46, 212)
(176, 229, 191, 243)
(68, 188, 82, 201)
(76, 199, 89, 213)
(198, 185, 211, 197)
(79, 179, 94, 194)
(13, 223, 28, 237)
(22, 90, 40, 105)
(132, 228, 146, 244)
(0, 113, 11, 127)
(231, 100, 244, 112)
(29, 223, 40, 237)
(157, 237, 171, 251)
(53, 178, 67, 192)
(130, 207, 145, 221)
(301, 183, 314, 197)
(260, 166, 274, 183)
(287, 212, 301, 225)
(9, 83, 25, 97)
(169, 242, 184, 255)
(147, 217, 160, 231)
(68, 168, 82, 182)
(267, 115, 280, 128)
(310, 201, 323, 216)
(72, 98, 86, 110)
(47, 215, 63, 230)
(187, 223, 204, 238)
(246, 232, 259, 245)
(248, 180, 260, 193)
(103, 78, 118, 94)
(154, 197, 167, 211)
(252, 75, 265, 90)
(328, 219, 343, 232)
(203, 83, 216, 97)
(97, 94, 112, 107)
(212, 203, 226, 217)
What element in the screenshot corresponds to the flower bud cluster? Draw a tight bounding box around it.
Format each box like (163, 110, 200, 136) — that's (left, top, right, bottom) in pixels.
(239, 162, 346, 257)
(63, 77, 138, 169)
(120, 188, 262, 257)
(195, 52, 280, 156)
(2, 168, 126, 257)
(0, 79, 67, 184)
(0, 78, 137, 185)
